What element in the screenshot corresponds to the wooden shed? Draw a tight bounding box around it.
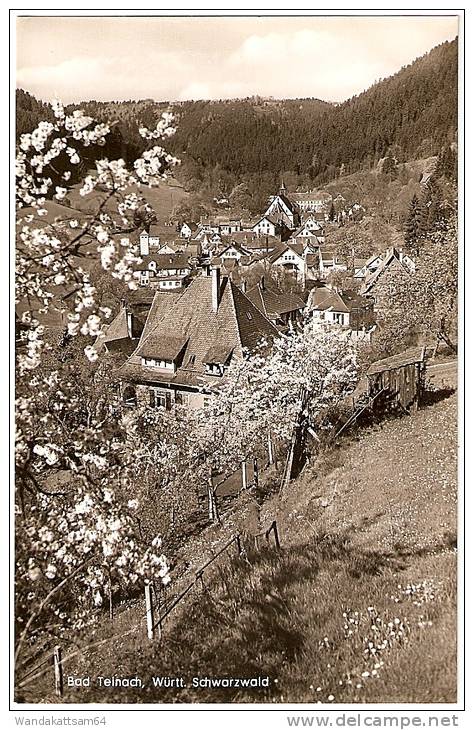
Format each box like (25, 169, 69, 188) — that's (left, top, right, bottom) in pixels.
(366, 346, 426, 413)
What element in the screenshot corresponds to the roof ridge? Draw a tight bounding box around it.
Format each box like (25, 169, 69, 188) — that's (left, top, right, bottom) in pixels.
(227, 280, 246, 358)
(131, 288, 184, 355)
(229, 281, 280, 351)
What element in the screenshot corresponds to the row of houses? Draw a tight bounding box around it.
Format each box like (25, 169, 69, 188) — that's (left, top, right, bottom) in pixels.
(132, 238, 341, 292)
(103, 262, 379, 411)
(141, 183, 326, 251)
(93, 179, 415, 410)
(134, 183, 379, 295)
(133, 227, 414, 298)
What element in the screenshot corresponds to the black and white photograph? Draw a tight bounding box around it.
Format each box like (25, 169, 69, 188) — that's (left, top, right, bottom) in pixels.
(11, 9, 462, 714)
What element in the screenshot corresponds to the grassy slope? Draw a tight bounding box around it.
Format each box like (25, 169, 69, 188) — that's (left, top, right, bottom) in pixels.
(65, 177, 188, 222)
(18, 368, 456, 705)
(46, 368, 457, 706)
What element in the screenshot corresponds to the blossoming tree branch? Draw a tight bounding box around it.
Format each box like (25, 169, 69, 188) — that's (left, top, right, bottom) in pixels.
(15, 104, 177, 662)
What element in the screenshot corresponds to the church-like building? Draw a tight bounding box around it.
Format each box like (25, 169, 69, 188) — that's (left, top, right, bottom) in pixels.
(263, 183, 301, 230)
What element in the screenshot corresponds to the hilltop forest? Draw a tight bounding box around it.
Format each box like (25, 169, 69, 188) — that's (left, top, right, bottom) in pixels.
(16, 38, 457, 212)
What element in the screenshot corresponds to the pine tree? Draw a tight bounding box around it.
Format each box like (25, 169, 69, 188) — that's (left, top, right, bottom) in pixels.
(328, 201, 336, 222)
(435, 146, 458, 181)
(423, 179, 442, 232)
(404, 194, 426, 255)
(381, 155, 397, 181)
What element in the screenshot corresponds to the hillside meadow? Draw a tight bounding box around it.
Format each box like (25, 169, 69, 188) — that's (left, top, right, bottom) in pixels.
(19, 366, 457, 705)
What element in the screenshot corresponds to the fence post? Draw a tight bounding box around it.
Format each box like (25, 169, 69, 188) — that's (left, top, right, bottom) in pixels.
(53, 645, 63, 697)
(267, 431, 275, 465)
(272, 521, 281, 550)
(108, 577, 113, 622)
(145, 584, 154, 640)
(241, 460, 247, 490)
(235, 534, 242, 556)
(253, 458, 259, 489)
(207, 481, 214, 522)
(155, 591, 162, 642)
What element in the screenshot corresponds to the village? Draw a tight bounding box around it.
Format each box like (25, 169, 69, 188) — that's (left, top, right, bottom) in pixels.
(14, 17, 459, 707)
(93, 182, 420, 418)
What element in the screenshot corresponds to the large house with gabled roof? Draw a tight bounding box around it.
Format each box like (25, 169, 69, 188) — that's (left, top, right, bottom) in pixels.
(307, 284, 375, 339)
(133, 252, 194, 290)
(118, 266, 280, 410)
(361, 248, 414, 315)
(263, 183, 300, 230)
(245, 278, 306, 328)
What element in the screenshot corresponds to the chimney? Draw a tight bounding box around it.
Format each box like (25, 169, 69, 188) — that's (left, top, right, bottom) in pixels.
(126, 310, 133, 338)
(140, 231, 149, 257)
(211, 266, 221, 313)
(260, 275, 265, 291)
(241, 280, 247, 294)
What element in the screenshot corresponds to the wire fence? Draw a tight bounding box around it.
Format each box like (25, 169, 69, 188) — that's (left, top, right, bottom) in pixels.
(16, 521, 281, 699)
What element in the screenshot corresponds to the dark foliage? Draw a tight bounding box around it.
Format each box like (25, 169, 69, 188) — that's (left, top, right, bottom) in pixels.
(16, 39, 457, 207)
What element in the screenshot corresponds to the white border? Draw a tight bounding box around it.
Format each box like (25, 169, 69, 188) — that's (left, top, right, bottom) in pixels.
(4, 5, 467, 725)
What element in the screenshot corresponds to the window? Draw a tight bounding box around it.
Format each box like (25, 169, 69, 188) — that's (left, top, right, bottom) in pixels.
(142, 357, 174, 370)
(205, 363, 223, 376)
(150, 388, 167, 409)
(175, 391, 190, 406)
(122, 385, 137, 406)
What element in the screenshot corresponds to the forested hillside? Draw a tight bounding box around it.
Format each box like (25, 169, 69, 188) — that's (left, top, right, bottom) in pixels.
(16, 38, 457, 206)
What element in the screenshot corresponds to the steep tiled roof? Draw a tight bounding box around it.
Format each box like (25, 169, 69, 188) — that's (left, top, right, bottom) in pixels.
(362, 248, 411, 293)
(292, 221, 324, 237)
(246, 283, 306, 318)
(252, 214, 281, 228)
(308, 286, 349, 313)
(203, 344, 234, 364)
(211, 256, 239, 271)
(308, 286, 370, 314)
(119, 272, 279, 388)
(266, 243, 305, 264)
(215, 242, 246, 257)
(279, 193, 299, 214)
(139, 334, 189, 361)
(137, 291, 182, 342)
(102, 307, 129, 342)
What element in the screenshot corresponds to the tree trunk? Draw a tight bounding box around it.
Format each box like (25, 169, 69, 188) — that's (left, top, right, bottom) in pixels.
(439, 330, 457, 354)
(267, 431, 275, 465)
(207, 479, 220, 523)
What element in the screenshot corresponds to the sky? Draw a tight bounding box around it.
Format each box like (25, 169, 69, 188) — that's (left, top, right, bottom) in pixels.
(16, 15, 459, 104)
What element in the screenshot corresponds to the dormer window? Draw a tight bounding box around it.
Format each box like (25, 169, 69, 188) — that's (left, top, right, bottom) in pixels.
(142, 356, 175, 371)
(203, 345, 233, 377)
(139, 336, 188, 374)
(205, 363, 224, 376)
